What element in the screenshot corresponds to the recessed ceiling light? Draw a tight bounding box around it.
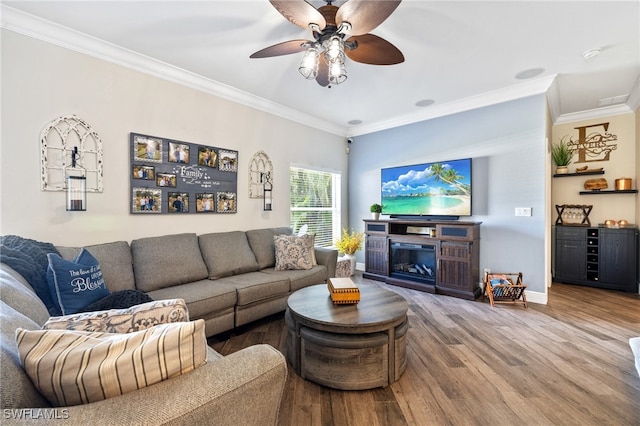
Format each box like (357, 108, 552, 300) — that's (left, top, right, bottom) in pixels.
(515, 68, 545, 80)
(583, 48, 601, 59)
(347, 119, 362, 125)
(415, 99, 435, 107)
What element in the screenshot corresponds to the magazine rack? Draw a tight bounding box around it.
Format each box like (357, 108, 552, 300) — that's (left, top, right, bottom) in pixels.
(483, 272, 527, 308)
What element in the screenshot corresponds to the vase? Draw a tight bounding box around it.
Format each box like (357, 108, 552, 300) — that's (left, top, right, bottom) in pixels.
(343, 253, 356, 276)
(556, 166, 569, 175)
(371, 212, 380, 220)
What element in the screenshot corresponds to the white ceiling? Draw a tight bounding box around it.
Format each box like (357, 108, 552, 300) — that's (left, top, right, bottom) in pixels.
(2, 0, 639, 136)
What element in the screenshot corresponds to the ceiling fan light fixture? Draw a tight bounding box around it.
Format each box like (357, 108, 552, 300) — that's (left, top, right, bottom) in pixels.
(254, 0, 404, 88)
(298, 46, 320, 79)
(337, 21, 352, 35)
(324, 35, 345, 64)
(328, 61, 347, 85)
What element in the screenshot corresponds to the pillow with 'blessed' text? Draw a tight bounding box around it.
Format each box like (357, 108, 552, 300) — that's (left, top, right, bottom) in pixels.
(47, 248, 110, 315)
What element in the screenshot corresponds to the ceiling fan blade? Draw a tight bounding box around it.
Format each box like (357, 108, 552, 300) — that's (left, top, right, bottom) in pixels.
(345, 34, 404, 65)
(250, 40, 311, 58)
(336, 0, 401, 36)
(316, 55, 330, 87)
(270, 0, 326, 31)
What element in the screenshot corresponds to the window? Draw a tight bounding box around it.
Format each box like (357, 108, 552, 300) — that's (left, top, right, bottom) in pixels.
(290, 166, 341, 248)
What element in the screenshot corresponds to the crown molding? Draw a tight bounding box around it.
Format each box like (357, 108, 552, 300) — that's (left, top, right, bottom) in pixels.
(553, 104, 635, 125)
(347, 75, 557, 137)
(0, 5, 347, 136)
(546, 76, 562, 123)
(626, 74, 640, 112)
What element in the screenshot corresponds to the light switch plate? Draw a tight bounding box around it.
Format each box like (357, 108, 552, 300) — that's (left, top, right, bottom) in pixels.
(515, 207, 532, 216)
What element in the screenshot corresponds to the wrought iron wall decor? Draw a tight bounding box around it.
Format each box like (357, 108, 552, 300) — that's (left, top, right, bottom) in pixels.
(129, 132, 238, 214)
(40, 114, 104, 193)
(249, 151, 273, 198)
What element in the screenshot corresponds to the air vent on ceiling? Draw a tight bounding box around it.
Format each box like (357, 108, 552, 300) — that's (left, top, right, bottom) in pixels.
(597, 94, 629, 107)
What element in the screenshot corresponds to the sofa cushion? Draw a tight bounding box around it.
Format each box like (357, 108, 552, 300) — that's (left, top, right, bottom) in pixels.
(46, 249, 110, 315)
(262, 265, 328, 292)
(57, 241, 136, 292)
(198, 231, 259, 279)
(214, 272, 290, 306)
(43, 299, 189, 333)
(0, 301, 52, 409)
(274, 234, 316, 271)
(131, 233, 209, 292)
(0, 266, 51, 326)
(16, 319, 207, 407)
(146, 279, 237, 319)
(246, 227, 293, 270)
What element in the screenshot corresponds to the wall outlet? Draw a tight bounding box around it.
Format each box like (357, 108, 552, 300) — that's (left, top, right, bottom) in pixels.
(515, 207, 532, 217)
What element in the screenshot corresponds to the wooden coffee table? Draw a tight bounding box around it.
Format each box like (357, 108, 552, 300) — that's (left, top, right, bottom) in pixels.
(285, 283, 408, 390)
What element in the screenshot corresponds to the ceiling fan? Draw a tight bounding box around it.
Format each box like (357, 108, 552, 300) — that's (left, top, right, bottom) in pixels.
(250, 0, 404, 87)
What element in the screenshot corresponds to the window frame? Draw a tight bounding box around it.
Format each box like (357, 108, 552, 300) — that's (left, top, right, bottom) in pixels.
(289, 165, 341, 248)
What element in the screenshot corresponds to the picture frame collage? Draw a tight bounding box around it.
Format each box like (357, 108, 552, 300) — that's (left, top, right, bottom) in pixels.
(130, 132, 238, 214)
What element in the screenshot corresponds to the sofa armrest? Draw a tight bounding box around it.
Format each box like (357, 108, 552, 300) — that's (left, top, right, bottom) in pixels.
(314, 247, 338, 278)
(3, 345, 287, 426)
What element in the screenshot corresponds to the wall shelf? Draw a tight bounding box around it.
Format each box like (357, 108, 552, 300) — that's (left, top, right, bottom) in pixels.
(553, 170, 604, 178)
(579, 189, 638, 195)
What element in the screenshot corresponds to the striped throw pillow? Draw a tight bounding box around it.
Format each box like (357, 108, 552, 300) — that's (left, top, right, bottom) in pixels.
(16, 319, 207, 406)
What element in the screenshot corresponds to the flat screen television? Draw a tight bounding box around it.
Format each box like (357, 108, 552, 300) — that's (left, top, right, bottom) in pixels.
(381, 158, 472, 219)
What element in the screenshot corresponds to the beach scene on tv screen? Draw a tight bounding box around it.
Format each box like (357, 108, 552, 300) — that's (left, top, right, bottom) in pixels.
(381, 159, 471, 216)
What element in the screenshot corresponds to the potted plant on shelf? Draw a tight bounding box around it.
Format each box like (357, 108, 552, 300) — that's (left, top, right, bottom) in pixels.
(334, 228, 364, 276)
(370, 203, 382, 220)
(552, 136, 573, 174)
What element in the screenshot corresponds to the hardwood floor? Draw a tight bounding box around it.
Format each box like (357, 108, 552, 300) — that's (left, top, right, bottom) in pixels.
(208, 274, 640, 425)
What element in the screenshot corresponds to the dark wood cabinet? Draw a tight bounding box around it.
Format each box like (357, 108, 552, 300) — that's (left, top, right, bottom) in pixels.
(363, 220, 481, 300)
(438, 241, 477, 298)
(554, 227, 587, 282)
(364, 234, 388, 277)
(554, 225, 638, 292)
(599, 228, 638, 291)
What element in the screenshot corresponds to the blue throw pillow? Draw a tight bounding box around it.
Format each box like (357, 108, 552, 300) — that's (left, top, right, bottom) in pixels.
(47, 248, 110, 315)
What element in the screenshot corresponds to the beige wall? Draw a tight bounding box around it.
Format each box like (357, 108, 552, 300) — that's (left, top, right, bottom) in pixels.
(552, 113, 637, 226)
(0, 30, 348, 246)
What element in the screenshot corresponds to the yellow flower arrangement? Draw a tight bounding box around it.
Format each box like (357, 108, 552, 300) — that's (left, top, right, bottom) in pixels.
(334, 228, 364, 255)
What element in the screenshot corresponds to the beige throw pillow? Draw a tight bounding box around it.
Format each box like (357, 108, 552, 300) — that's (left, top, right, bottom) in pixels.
(43, 299, 188, 333)
(16, 319, 207, 407)
(274, 234, 316, 271)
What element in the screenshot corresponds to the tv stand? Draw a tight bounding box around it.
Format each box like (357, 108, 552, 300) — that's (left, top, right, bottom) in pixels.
(363, 219, 482, 300)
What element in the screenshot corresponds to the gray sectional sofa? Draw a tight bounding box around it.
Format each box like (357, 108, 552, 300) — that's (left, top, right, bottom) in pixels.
(56, 227, 337, 337)
(0, 227, 337, 424)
